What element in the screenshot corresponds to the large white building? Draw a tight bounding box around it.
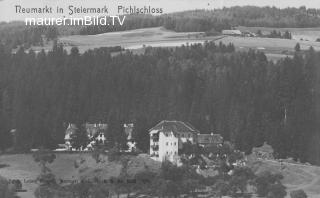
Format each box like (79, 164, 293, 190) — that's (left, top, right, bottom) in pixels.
(149, 120, 199, 163)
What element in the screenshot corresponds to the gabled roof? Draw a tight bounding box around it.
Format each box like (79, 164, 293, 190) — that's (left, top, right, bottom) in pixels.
(197, 133, 223, 144)
(149, 120, 199, 134)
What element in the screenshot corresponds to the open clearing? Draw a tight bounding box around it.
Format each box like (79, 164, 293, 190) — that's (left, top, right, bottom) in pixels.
(44, 27, 211, 53)
(0, 153, 160, 198)
(30, 26, 320, 62)
(250, 159, 320, 198)
(1, 153, 320, 198)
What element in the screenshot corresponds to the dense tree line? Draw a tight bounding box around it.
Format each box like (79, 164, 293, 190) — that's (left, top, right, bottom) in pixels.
(257, 30, 292, 39)
(0, 22, 59, 49)
(0, 41, 320, 164)
(215, 6, 320, 28)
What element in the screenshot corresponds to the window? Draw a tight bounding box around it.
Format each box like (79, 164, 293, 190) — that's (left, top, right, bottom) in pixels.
(174, 142, 176, 146)
(166, 142, 168, 146)
(166, 151, 169, 154)
(182, 134, 185, 138)
(165, 133, 168, 137)
(174, 151, 177, 155)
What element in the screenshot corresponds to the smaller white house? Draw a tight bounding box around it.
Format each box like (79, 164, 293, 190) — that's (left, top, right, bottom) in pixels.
(64, 123, 108, 151)
(64, 123, 77, 150)
(85, 123, 108, 145)
(124, 123, 137, 152)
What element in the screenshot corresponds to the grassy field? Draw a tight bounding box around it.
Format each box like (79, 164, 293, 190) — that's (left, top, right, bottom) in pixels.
(215, 35, 320, 61)
(31, 27, 210, 54)
(0, 153, 160, 198)
(1, 153, 320, 198)
(249, 159, 320, 198)
(29, 26, 320, 62)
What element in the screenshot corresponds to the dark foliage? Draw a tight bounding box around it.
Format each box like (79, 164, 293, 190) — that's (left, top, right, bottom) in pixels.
(290, 189, 308, 198)
(0, 41, 319, 165)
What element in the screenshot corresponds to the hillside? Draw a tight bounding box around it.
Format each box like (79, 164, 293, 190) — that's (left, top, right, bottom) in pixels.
(1, 154, 320, 197)
(249, 159, 320, 198)
(30, 27, 209, 53)
(0, 153, 161, 198)
(28, 26, 320, 62)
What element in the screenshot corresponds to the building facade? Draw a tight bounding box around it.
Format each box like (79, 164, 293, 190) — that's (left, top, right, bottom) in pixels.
(64, 123, 108, 150)
(149, 120, 199, 162)
(124, 123, 137, 152)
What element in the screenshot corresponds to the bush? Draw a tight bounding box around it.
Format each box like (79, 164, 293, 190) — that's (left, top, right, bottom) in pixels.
(0, 176, 16, 198)
(255, 171, 285, 197)
(267, 183, 287, 198)
(290, 189, 307, 198)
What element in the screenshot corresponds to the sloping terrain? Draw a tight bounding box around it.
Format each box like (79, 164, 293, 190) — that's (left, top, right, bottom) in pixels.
(250, 159, 320, 198)
(29, 26, 320, 62)
(0, 153, 161, 198)
(31, 27, 210, 53)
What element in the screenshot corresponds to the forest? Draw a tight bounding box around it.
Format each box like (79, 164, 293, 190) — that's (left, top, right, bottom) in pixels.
(0, 41, 319, 165)
(1, 6, 320, 50)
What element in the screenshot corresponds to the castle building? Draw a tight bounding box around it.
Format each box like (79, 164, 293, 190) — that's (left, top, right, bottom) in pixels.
(149, 120, 199, 163)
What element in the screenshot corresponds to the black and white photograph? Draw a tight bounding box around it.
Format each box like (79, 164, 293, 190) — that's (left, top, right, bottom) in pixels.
(0, 0, 320, 197)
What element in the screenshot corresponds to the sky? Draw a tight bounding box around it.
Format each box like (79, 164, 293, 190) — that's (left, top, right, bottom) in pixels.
(0, 0, 320, 22)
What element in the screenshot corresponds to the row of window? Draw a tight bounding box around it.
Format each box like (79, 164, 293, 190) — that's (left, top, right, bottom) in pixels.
(166, 142, 177, 146)
(166, 151, 177, 155)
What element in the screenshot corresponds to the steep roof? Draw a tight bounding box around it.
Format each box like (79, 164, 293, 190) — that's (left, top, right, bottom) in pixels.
(149, 120, 199, 134)
(197, 133, 223, 144)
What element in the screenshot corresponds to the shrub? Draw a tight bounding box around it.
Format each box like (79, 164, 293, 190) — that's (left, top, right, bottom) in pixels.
(290, 189, 308, 198)
(0, 176, 16, 198)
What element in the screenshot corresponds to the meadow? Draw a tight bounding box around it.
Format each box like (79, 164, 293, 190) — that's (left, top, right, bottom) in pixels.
(0, 153, 160, 198)
(1, 153, 320, 198)
(29, 26, 320, 62)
